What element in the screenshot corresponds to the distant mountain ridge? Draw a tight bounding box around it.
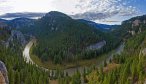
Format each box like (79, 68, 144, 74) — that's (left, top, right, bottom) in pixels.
(8, 18, 35, 29)
(0, 12, 118, 31)
(0, 19, 7, 23)
(78, 19, 119, 31)
(0, 17, 35, 30)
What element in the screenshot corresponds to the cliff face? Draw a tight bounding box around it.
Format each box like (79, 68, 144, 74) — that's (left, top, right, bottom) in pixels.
(87, 40, 106, 50)
(0, 20, 27, 48)
(122, 15, 146, 36)
(0, 61, 9, 84)
(5, 30, 27, 47)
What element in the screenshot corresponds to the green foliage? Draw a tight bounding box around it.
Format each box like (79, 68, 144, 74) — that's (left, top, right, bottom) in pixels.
(0, 45, 49, 84)
(30, 12, 120, 64)
(86, 28, 146, 83)
(0, 28, 10, 41)
(126, 31, 146, 50)
(71, 70, 81, 84)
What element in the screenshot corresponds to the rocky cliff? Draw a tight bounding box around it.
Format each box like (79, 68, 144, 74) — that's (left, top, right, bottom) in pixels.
(5, 30, 27, 47)
(0, 61, 9, 84)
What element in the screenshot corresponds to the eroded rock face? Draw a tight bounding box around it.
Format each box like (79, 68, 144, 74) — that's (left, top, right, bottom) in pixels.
(0, 61, 9, 84)
(142, 48, 146, 56)
(87, 40, 106, 50)
(132, 20, 141, 27)
(128, 30, 135, 36)
(5, 30, 27, 47)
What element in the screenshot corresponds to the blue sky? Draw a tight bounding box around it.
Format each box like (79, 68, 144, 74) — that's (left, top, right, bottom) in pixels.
(0, 0, 146, 25)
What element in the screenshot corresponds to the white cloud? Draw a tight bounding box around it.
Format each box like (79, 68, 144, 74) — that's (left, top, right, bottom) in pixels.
(73, 0, 137, 20)
(0, 0, 7, 2)
(50, 0, 81, 15)
(0, 0, 137, 16)
(0, 0, 56, 15)
(0, 0, 11, 15)
(11, 0, 55, 12)
(0, 0, 140, 24)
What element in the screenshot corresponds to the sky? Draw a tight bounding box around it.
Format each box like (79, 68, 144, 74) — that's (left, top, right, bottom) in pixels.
(0, 0, 146, 25)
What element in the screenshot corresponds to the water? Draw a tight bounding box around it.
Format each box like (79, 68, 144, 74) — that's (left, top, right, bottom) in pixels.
(23, 39, 124, 76)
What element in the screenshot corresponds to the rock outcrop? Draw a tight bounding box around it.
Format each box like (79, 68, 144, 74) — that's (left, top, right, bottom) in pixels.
(5, 30, 27, 47)
(87, 40, 106, 50)
(142, 48, 146, 56)
(132, 20, 141, 27)
(0, 61, 9, 84)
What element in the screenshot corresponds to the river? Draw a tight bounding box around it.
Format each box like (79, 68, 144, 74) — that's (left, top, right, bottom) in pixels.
(23, 39, 124, 76)
(64, 43, 124, 75)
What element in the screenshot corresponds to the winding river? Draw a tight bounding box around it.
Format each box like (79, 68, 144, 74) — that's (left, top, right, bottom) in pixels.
(23, 39, 124, 76)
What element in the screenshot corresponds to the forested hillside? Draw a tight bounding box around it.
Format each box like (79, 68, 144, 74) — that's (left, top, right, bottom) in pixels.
(57, 23, 146, 84)
(0, 28, 49, 84)
(0, 27, 10, 41)
(83, 15, 146, 84)
(86, 31, 146, 84)
(0, 46, 49, 84)
(30, 11, 120, 64)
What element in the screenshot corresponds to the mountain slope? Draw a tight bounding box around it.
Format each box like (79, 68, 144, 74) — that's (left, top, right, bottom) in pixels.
(113, 15, 146, 40)
(31, 11, 108, 64)
(0, 19, 8, 28)
(78, 14, 146, 84)
(0, 26, 10, 41)
(0, 11, 120, 64)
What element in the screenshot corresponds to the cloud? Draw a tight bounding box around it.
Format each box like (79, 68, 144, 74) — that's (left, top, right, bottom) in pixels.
(0, 0, 139, 24)
(102, 20, 121, 23)
(0, 12, 45, 19)
(0, 0, 12, 15)
(0, 0, 55, 15)
(72, 0, 137, 20)
(72, 11, 119, 20)
(0, 0, 7, 2)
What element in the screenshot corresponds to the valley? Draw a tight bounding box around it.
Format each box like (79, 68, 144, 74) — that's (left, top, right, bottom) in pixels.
(23, 38, 124, 76)
(0, 0, 146, 83)
(0, 11, 146, 84)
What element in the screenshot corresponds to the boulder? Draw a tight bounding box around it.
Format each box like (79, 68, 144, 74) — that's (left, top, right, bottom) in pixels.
(0, 61, 9, 84)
